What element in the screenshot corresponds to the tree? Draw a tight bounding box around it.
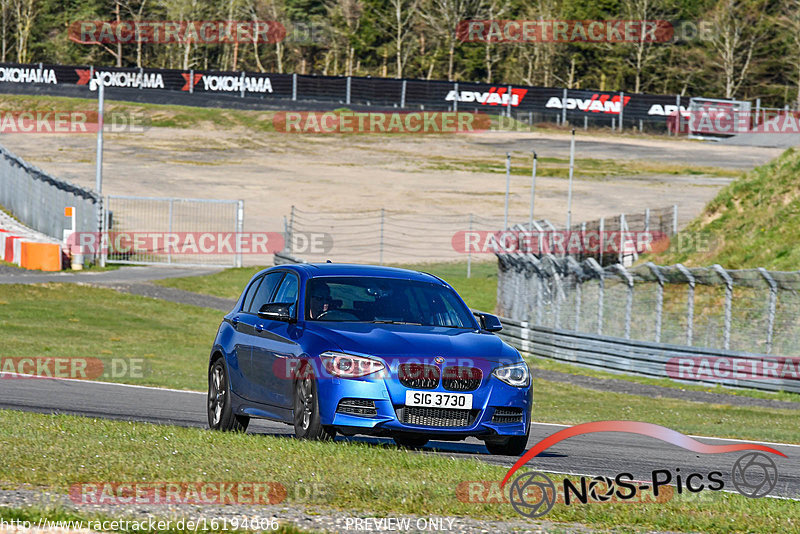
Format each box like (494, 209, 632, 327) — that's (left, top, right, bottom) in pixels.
(420, 0, 481, 80)
(705, 0, 766, 99)
(13, 0, 35, 63)
(371, 0, 418, 78)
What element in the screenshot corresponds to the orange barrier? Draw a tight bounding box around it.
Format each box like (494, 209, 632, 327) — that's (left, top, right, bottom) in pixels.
(19, 241, 62, 271)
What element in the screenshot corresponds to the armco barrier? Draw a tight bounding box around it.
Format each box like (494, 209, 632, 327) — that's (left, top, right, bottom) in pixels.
(494, 316, 800, 394)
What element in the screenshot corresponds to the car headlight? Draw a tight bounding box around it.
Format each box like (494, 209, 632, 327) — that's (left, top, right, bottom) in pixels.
(321, 351, 385, 379)
(492, 362, 530, 387)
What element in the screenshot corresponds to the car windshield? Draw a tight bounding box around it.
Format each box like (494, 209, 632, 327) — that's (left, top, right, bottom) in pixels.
(305, 276, 476, 328)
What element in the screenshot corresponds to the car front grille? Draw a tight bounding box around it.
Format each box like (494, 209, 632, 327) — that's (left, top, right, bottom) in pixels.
(398, 406, 475, 427)
(336, 398, 377, 416)
(442, 366, 482, 391)
(398, 363, 440, 389)
(492, 407, 523, 424)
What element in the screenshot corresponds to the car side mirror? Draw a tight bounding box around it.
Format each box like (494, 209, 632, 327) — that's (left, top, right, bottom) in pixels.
(476, 312, 503, 332)
(258, 303, 293, 322)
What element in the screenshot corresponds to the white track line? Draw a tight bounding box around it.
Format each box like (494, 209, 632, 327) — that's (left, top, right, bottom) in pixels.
(1, 372, 798, 447)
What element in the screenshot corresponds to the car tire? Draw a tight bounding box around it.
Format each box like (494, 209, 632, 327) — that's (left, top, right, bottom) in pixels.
(393, 435, 429, 449)
(484, 433, 529, 456)
(294, 366, 336, 440)
(208, 358, 249, 432)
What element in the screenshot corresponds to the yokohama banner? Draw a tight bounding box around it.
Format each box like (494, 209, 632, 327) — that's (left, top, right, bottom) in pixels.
(0, 61, 694, 122)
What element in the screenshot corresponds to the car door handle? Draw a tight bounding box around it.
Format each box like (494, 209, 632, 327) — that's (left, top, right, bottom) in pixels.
(231, 316, 239, 327)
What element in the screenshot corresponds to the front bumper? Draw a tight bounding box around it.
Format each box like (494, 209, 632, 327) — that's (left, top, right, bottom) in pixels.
(317, 373, 532, 439)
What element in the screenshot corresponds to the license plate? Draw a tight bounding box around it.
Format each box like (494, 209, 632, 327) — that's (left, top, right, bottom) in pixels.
(405, 390, 472, 409)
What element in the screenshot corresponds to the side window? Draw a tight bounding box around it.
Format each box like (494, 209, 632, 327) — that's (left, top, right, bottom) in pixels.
(248, 272, 284, 313)
(272, 273, 299, 317)
(242, 276, 263, 312)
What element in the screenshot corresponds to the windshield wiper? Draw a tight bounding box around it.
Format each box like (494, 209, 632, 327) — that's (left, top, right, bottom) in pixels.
(368, 320, 423, 325)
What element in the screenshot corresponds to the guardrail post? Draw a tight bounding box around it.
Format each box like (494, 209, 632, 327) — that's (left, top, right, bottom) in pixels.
(758, 267, 777, 354)
(712, 264, 733, 350)
(676, 263, 695, 346)
(647, 262, 665, 343)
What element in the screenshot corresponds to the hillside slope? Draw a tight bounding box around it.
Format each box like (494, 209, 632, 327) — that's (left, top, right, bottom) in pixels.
(651, 148, 800, 270)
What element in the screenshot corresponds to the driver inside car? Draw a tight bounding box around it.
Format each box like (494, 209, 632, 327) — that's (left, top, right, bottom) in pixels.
(309, 282, 333, 319)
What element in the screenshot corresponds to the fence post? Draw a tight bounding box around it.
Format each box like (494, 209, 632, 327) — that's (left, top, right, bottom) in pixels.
(676, 263, 695, 346)
(712, 264, 733, 350)
(292, 73, 297, 101)
(235, 200, 244, 268)
(139, 67, 144, 90)
(506, 84, 512, 117)
(672, 204, 678, 235)
(584, 115, 588, 130)
(618, 213, 626, 264)
(598, 217, 605, 265)
(561, 88, 567, 125)
(467, 213, 473, 278)
(346, 76, 351, 105)
(647, 262, 665, 343)
(619, 91, 624, 132)
(574, 277, 582, 331)
(288, 205, 295, 254)
(240, 71, 245, 98)
(167, 198, 174, 265)
(379, 208, 385, 265)
(453, 82, 458, 112)
(528, 152, 537, 228)
(645, 208, 650, 233)
(400, 80, 406, 108)
(587, 258, 604, 335)
(189, 69, 194, 93)
(611, 264, 633, 339)
(758, 267, 777, 354)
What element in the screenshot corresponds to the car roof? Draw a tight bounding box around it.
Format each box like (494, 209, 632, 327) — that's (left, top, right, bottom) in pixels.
(276, 263, 446, 284)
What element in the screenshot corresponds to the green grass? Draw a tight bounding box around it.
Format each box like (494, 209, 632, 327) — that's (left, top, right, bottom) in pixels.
(650, 147, 800, 269)
(0, 410, 796, 533)
(423, 153, 740, 180)
(0, 284, 219, 390)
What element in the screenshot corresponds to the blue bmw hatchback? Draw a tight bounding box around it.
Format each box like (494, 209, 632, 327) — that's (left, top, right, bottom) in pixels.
(207, 263, 532, 455)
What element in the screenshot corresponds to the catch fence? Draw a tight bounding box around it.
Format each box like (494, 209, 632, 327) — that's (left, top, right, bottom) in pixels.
(0, 142, 100, 242)
(105, 195, 245, 267)
(496, 252, 800, 358)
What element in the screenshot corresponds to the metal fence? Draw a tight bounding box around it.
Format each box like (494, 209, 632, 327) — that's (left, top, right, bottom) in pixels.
(496, 253, 800, 358)
(285, 204, 677, 267)
(284, 206, 506, 266)
(105, 195, 244, 267)
(0, 142, 100, 241)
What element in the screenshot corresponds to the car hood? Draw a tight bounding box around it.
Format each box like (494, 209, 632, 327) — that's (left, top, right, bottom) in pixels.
(304, 322, 517, 363)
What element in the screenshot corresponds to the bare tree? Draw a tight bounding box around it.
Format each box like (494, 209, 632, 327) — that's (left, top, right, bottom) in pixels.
(121, 0, 148, 67)
(372, 0, 418, 78)
(780, 0, 800, 106)
(13, 0, 35, 63)
(618, 0, 668, 93)
(420, 0, 481, 80)
(326, 0, 363, 75)
(706, 0, 766, 98)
